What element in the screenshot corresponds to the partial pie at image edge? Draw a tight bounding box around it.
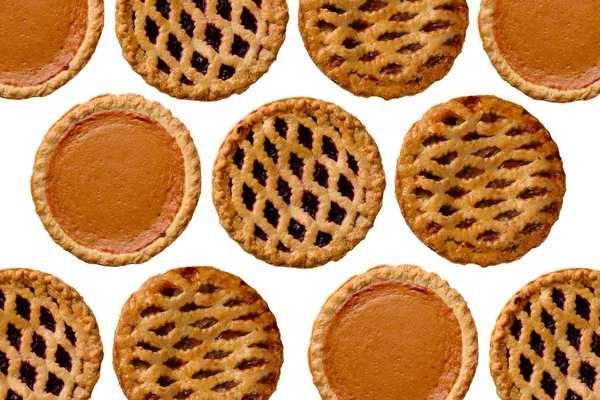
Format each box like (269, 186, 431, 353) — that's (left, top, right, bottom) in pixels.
(212, 97, 386, 269)
(309, 264, 479, 400)
(31, 93, 201, 266)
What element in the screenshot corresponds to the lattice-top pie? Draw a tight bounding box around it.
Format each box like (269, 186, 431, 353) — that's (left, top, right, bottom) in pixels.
(213, 97, 385, 268)
(396, 95, 566, 267)
(0, 0, 103, 99)
(298, 0, 468, 99)
(309, 264, 478, 400)
(0, 268, 103, 400)
(113, 266, 283, 400)
(116, 0, 288, 101)
(31, 94, 201, 266)
(479, 0, 600, 102)
(491, 268, 600, 399)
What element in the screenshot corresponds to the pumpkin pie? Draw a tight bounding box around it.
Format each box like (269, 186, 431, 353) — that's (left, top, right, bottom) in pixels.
(491, 268, 600, 399)
(116, 0, 288, 101)
(212, 97, 385, 268)
(113, 266, 283, 400)
(396, 95, 566, 267)
(298, 0, 469, 99)
(0, 268, 103, 399)
(31, 94, 201, 266)
(309, 264, 478, 400)
(0, 0, 103, 99)
(479, 0, 600, 102)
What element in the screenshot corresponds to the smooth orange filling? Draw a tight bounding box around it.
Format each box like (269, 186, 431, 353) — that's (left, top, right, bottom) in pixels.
(0, 0, 88, 86)
(492, 0, 600, 90)
(45, 110, 185, 254)
(323, 281, 462, 400)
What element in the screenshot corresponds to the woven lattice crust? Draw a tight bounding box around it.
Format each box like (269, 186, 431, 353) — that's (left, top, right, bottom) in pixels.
(479, 0, 600, 103)
(213, 97, 385, 269)
(396, 95, 565, 267)
(491, 268, 600, 400)
(0, 268, 103, 400)
(116, 0, 288, 101)
(113, 266, 283, 400)
(309, 264, 478, 399)
(31, 94, 201, 266)
(0, 0, 103, 99)
(298, 0, 468, 99)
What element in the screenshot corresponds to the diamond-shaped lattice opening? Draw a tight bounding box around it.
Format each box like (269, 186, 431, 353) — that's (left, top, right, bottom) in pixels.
(64, 323, 76, 345)
(145, 17, 159, 43)
(6, 390, 22, 400)
(156, 0, 171, 19)
(322, 136, 338, 160)
(288, 219, 306, 242)
(338, 175, 354, 200)
(289, 154, 304, 179)
(252, 161, 267, 186)
(19, 362, 36, 389)
(541, 372, 556, 398)
(180, 10, 195, 37)
(277, 178, 291, 204)
(263, 138, 278, 163)
(218, 65, 235, 81)
(241, 8, 257, 33)
(316, 232, 332, 247)
(217, 0, 232, 20)
(212, 381, 239, 392)
(254, 225, 267, 241)
(31, 333, 46, 359)
(16, 296, 30, 320)
(157, 58, 171, 74)
(232, 35, 249, 58)
(529, 331, 544, 357)
(264, 201, 279, 227)
(567, 324, 581, 349)
(206, 25, 222, 52)
(0, 351, 8, 374)
(510, 319, 521, 340)
(242, 184, 256, 211)
(194, 0, 206, 12)
(575, 295, 590, 320)
(580, 363, 596, 390)
(56, 345, 72, 371)
(7, 324, 21, 349)
(302, 192, 319, 219)
(328, 202, 346, 225)
(551, 289, 565, 309)
(554, 348, 568, 375)
(274, 118, 287, 138)
(541, 309, 555, 334)
(45, 373, 64, 396)
(519, 355, 533, 382)
(313, 162, 328, 188)
(167, 34, 183, 61)
(298, 125, 313, 149)
(192, 52, 209, 75)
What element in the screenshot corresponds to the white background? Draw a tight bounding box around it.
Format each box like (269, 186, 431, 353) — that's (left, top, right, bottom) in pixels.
(0, 0, 596, 398)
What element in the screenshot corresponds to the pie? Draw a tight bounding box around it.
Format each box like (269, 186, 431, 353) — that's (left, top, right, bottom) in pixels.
(479, 0, 600, 102)
(0, 268, 103, 399)
(396, 95, 566, 267)
(298, 0, 468, 99)
(490, 268, 600, 399)
(31, 94, 201, 266)
(113, 266, 284, 400)
(212, 97, 385, 268)
(116, 0, 288, 101)
(309, 264, 478, 400)
(0, 0, 103, 99)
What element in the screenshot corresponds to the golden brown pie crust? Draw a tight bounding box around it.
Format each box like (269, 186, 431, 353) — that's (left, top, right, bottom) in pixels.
(0, 0, 103, 99)
(298, 0, 468, 99)
(396, 95, 566, 267)
(213, 97, 385, 268)
(490, 268, 600, 399)
(31, 94, 201, 266)
(113, 266, 283, 400)
(479, 0, 600, 102)
(0, 268, 103, 399)
(116, 0, 288, 101)
(309, 264, 478, 400)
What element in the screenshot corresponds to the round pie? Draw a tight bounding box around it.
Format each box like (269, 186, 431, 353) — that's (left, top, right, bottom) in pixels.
(479, 0, 600, 102)
(113, 266, 283, 400)
(0, 268, 103, 400)
(396, 95, 566, 267)
(298, 0, 468, 99)
(116, 0, 288, 101)
(309, 264, 478, 400)
(0, 0, 103, 99)
(213, 97, 385, 268)
(31, 94, 201, 266)
(491, 268, 600, 399)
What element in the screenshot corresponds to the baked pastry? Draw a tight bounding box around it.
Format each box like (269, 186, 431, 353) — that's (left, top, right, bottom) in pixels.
(116, 0, 288, 101)
(298, 0, 468, 99)
(0, 0, 103, 99)
(31, 94, 201, 266)
(0, 268, 103, 399)
(479, 0, 600, 102)
(396, 95, 565, 267)
(490, 268, 600, 399)
(113, 266, 283, 400)
(309, 264, 478, 400)
(213, 97, 385, 268)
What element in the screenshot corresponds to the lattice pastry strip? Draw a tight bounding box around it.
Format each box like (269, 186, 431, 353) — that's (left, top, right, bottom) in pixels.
(491, 269, 600, 400)
(0, 269, 102, 400)
(299, 0, 468, 98)
(113, 267, 283, 400)
(117, 0, 288, 100)
(396, 95, 565, 267)
(213, 97, 385, 268)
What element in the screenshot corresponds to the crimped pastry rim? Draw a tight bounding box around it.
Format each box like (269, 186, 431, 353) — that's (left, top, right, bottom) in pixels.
(0, 267, 104, 399)
(30, 93, 201, 266)
(115, 0, 289, 101)
(0, 0, 104, 99)
(308, 264, 479, 400)
(212, 97, 386, 268)
(478, 0, 600, 103)
(489, 268, 600, 399)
